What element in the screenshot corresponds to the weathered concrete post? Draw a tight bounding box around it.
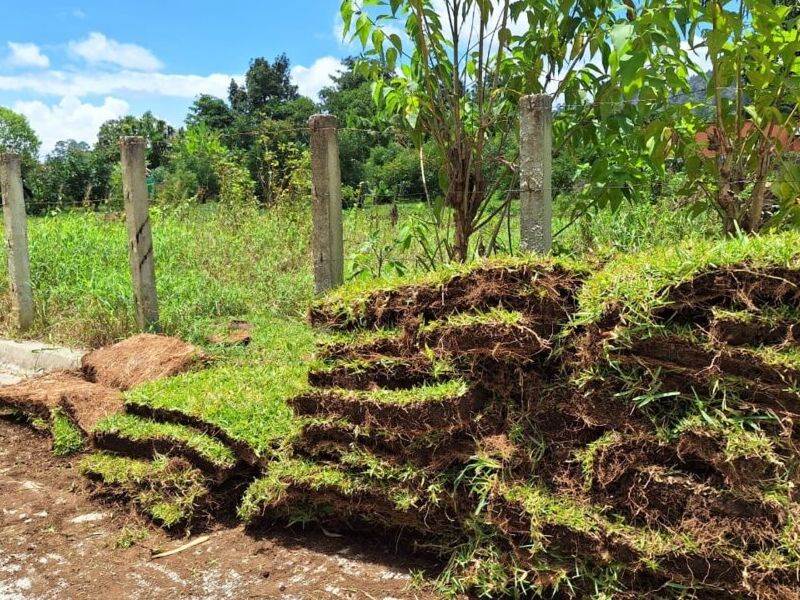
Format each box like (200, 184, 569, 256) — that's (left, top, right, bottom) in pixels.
(0, 154, 34, 331)
(309, 114, 344, 294)
(519, 94, 553, 254)
(120, 136, 159, 331)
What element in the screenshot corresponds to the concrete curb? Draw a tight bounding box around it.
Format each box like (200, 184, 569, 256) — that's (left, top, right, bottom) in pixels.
(0, 340, 86, 374)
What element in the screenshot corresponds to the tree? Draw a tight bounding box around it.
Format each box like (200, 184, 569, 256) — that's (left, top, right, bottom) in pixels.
(341, 0, 651, 260)
(214, 55, 315, 202)
(599, 0, 800, 234)
(320, 57, 389, 188)
(187, 95, 235, 131)
(228, 54, 300, 117)
(95, 112, 176, 169)
(776, 0, 800, 19)
(0, 107, 41, 170)
(37, 140, 112, 210)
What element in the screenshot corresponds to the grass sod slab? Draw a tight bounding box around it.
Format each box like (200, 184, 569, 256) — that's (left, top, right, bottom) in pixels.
(79, 452, 210, 528)
(81, 333, 210, 391)
(573, 230, 800, 329)
(315, 328, 407, 363)
(416, 308, 553, 364)
(288, 379, 493, 432)
(577, 428, 785, 494)
(0, 371, 111, 421)
(51, 408, 86, 456)
(587, 461, 787, 546)
(619, 335, 800, 388)
(307, 354, 450, 391)
(295, 417, 484, 470)
(490, 484, 798, 599)
(310, 258, 584, 331)
(238, 457, 462, 536)
(124, 317, 315, 466)
(92, 414, 239, 483)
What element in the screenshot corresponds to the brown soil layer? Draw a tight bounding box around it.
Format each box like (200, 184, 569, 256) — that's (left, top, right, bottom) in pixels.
(296, 420, 482, 470)
(250, 484, 464, 539)
(622, 336, 800, 387)
(595, 464, 783, 544)
(82, 333, 209, 391)
(308, 355, 442, 391)
(676, 429, 782, 488)
(655, 266, 800, 322)
(617, 352, 800, 416)
(92, 430, 237, 484)
(418, 320, 551, 364)
(288, 388, 491, 433)
(58, 385, 125, 435)
(710, 317, 800, 347)
(310, 263, 583, 331)
(317, 334, 410, 363)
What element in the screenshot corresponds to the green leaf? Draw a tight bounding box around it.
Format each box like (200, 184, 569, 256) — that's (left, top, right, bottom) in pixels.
(340, 0, 354, 36)
(610, 23, 634, 55)
(356, 14, 372, 48)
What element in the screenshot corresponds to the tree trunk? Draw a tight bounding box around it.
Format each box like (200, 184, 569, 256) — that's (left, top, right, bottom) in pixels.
(453, 205, 471, 262)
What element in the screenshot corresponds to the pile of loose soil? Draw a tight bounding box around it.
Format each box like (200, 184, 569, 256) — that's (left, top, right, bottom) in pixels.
(247, 252, 800, 598)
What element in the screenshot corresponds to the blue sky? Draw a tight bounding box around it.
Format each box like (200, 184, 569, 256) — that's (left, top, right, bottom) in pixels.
(0, 1, 351, 153)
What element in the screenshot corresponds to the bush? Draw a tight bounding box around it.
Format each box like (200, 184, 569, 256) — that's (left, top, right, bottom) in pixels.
(364, 142, 439, 203)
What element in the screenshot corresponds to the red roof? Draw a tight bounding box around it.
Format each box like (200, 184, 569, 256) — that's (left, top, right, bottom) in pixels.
(695, 121, 800, 157)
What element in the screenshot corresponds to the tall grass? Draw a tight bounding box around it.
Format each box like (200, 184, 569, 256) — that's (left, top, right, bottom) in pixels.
(0, 203, 314, 347)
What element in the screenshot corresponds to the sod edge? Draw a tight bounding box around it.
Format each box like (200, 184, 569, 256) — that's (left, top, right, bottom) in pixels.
(288, 380, 493, 431)
(91, 413, 239, 483)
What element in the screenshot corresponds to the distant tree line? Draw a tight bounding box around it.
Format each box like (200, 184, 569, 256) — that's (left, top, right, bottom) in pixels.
(0, 54, 436, 214)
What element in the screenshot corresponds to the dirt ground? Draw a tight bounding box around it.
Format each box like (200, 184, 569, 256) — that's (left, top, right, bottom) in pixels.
(0, 420, 442, 600)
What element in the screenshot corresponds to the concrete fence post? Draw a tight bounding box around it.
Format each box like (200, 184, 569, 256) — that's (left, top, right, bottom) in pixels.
(519, 94, 553, 254)
(309, 114, 344, 294)
(120, 136, 159, 331)
(0, 154, 34, 331)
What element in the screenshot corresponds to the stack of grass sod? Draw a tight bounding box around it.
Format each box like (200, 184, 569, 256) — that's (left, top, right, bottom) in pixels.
(246, 234, 800, 598)
(239, 260, 585, 547)
(481, 233, 800, 599)
(0, 333, 232, 528)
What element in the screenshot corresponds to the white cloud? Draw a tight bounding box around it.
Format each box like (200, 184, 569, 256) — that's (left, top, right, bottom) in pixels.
(6, 42, 50, 69)
(13, 96, 130, 154)
(292, 56, 344, 101)
(72, 8, 87, 19)
(0, 69, 239, 99)
(69, 32, 163, 72)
